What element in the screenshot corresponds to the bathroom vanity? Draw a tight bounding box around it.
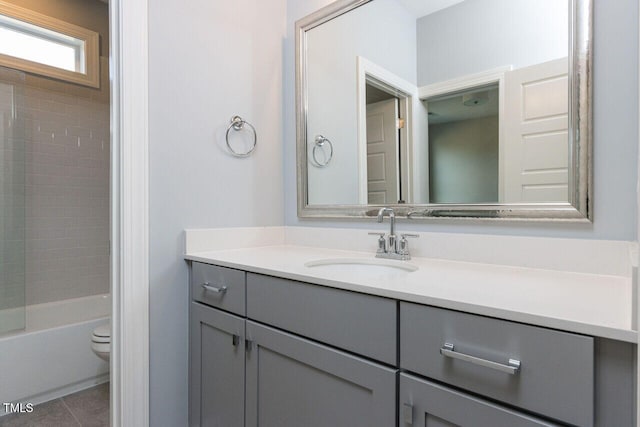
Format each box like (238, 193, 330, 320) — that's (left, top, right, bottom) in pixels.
(183, 0, 638, 425)
(186, 244, 636, 427)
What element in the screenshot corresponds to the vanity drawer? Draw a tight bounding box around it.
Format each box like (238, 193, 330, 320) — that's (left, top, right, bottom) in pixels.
(246, 273, 397, 365)
(400, 302, 594, 427)
(191, 262, 246, 316)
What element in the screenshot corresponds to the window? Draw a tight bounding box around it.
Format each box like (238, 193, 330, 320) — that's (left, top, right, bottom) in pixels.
(0, 2, 99, 88)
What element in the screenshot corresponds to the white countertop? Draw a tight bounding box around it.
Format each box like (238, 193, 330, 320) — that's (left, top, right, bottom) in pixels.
(185, 245, 637, 343)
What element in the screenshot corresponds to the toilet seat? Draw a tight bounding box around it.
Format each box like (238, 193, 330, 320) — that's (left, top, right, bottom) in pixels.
(92, 335, 110, 344)
(91, 322, 111, 362)
(92, 323, 111, 338)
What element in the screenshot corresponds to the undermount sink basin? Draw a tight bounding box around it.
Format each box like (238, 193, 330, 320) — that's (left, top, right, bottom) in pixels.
(304, 257, 419, 273)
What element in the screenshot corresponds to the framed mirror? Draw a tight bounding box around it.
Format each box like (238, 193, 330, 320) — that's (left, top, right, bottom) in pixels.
(296, 0, 592, 221)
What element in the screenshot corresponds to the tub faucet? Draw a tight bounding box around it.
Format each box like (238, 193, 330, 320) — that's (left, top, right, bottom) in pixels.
(369, 207, 419, 260)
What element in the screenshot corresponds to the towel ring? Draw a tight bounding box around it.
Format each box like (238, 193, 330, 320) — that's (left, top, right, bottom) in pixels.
(226, 115, 257, 157)
(312, 135, 333, 167)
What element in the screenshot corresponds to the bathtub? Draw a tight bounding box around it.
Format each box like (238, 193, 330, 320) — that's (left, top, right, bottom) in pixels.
(0, 294, 110, 413)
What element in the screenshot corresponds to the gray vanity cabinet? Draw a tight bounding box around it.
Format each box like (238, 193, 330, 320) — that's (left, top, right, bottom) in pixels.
(192, 262, 246, 315)
(188, 262, 636, 427)
(400, 302, 594, 427)
(190, 262, 248, 427)
(246, 272, 397, 365)
(190, 262, 398, 427)
(399, 373, 560, 427)
(190, 302, 246, 427)
(245, 320, 397, 427)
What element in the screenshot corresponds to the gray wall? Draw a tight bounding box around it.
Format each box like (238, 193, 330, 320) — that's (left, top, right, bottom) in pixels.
(306, 0, 416, 204)
(285, 0, 639, 241)
(429, 116, 499, 203)
(416, 0, 568, 86)
(148, 0, 286, 425)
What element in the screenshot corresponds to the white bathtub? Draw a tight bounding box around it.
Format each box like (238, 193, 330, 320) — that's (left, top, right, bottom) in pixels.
(0, 294, 110, 412)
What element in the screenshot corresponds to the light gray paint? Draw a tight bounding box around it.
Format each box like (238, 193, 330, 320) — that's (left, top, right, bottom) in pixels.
(306, 0, 416, 204)
(285, 0, 639, 240)
(191, 262, 246, 316)
(189, 302, 245, 427)
(594, 338, 637, 426)
(399, 374, 562, 426)
(246, 321, 397, 427)
(400, 302, 595, 426)
(397, 0, 464, 19)
(416, 0, 568, 86)
(429, 116, 499, 203)
(149, 0, 286, 425)
(246, 273, 397, 365)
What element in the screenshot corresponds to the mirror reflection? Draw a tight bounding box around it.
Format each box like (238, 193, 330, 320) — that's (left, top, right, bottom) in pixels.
(305, 0, 569, 206)
(427, 84, 499, 204)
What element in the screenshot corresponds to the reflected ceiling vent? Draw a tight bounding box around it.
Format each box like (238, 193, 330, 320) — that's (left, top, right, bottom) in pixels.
(462, 91, 489, 107)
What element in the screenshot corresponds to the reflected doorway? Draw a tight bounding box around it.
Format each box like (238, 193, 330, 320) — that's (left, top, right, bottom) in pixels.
(364, 77, 411, 204)
(426, 83, 500, 204)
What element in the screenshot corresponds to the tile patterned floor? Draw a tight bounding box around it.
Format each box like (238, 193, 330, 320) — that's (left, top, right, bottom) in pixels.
(0, 383, 109, 427)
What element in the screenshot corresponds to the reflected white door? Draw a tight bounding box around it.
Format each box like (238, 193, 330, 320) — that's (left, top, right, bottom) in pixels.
(366, 99, 399, 204)
(503, 57, 569, 202)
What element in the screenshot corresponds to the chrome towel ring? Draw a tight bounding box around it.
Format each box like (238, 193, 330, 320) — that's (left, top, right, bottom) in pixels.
(226, 115, 257, 157)
(312, 134, 333, 167)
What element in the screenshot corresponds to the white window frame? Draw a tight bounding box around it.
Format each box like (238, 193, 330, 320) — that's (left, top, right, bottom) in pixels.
(0, 0, 100, 88)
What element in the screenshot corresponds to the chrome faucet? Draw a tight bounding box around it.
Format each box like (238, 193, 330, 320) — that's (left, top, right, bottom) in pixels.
(369, 207, 419, 260)
(377, 207, 397, 253)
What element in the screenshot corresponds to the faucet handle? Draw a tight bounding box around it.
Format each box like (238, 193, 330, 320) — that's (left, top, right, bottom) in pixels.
(368, 232, 387, 254)
(398, 234, 419, 259)
(401, 233, 419, 239)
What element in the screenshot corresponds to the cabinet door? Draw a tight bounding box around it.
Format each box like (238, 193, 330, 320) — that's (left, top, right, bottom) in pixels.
(245, 321, 396, 427)
(190, 302, 245, 427)
(399, 373, 561, 427)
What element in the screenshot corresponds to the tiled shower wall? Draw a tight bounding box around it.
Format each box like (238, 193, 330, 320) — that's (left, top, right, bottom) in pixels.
(1, 60, 110, 306)
(0, 71, 26, 314)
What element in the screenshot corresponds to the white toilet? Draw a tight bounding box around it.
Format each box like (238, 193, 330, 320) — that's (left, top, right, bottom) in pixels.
(91, 322, 111, 361)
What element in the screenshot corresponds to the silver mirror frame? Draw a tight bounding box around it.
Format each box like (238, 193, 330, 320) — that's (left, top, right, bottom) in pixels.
(296, 0, 592, 222)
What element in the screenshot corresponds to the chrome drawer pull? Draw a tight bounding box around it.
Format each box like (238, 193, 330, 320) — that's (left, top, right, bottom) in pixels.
(201, 282, 228, 294)
(440, 342, 521, 375)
